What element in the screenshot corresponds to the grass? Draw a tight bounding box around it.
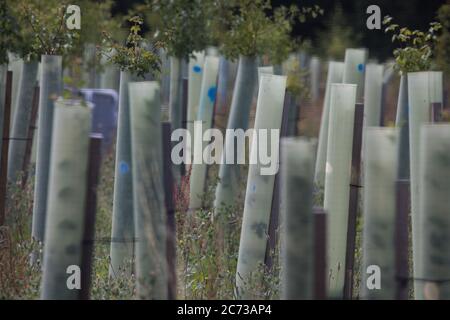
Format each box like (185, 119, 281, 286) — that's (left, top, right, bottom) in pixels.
(0, 142, 281, 300)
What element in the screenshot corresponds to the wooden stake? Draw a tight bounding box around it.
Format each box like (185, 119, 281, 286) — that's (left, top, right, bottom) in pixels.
(343, 103, 364, 299)
(162, 122, 177, 300)
(314, 207, 327, 300)
(80, 134, 103, 300)
(21, 85, 40, 187)
(395, 179, 410, 300)
(181, 78, 188, 176)
(430, 102, 443, 123)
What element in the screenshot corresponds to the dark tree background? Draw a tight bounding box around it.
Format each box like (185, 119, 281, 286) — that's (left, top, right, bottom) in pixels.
(111, 0, 448, 60)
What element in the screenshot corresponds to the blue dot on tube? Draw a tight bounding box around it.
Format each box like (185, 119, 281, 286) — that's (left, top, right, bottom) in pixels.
(119, 161, 130, 174)
(193, 65, 202, 73)
(357, 64, 365, 72)
(207, 86, 217, 103)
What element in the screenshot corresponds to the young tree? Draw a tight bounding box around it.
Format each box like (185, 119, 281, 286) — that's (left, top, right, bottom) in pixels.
(142, 0, 212, 181)
(213, 0, 322, 217)
(8, 0, 81, 244)
(99, 16, 162, 277)
(384, 15, 443, 300)
(436, 4, 450, 75)
(10, 0, 80, 58)
(383, 15, 442, 74)
(0, 0, 19, 65)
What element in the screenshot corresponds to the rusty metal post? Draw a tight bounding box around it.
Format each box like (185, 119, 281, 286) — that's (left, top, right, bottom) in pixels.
(162, 122, 177, 299)
(314, 207, 327, 300)
(343, 102, 364, 299)
(0, 71, 12, 226)
(21, 85, 40, 187)
(395, 179, 410, 300)
(79, 134, 103, 300)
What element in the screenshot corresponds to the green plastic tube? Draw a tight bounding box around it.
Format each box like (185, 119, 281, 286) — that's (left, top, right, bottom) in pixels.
(7, 60, 39, 182)
(40, 100, 91, 300)
(187, 51, 205, 158)
(235, 75, 287, 299)
(257, 66, 274, 84)
(395, 75, 410, 179)
(363, 64, 384, 127)
(100, 58, 120, 92)
(82, 44, 99, 88)
(169, 56, 184, 182)
(169, 56, 183, 132)
(407, 71, 443, 300)
(314, 61, 344, 186)
(324, 83, 357, 299)
(214, 55, 257, 214)
(32, 55, 63, 243)
(109, 71, 137, 277)
(342, 48, 367, 103)
(129, 81, 167, 299)
(188, 56, 220, 210)
(281, 138, 316, 300)
(361, 63, 384, 158)
(310, 56, 321, 102)
(419, 124, 450, 300)
(361, 127, 398, 300)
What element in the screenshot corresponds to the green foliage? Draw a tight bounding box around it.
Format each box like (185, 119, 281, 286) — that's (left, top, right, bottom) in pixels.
(8, 0, 80, 59)
(383, 15, 442, 74)
(236, 261, 281, 300)
(0, 177, 41, 299)
(0, 149, 136, 300)
(0, 0, 19, 64)
(69, 0, 125, 74)
(98, 16, 161, 79)
(212, 0, 323, 61)
(146, 0, 211, 59)
(436, 4, 450, 75)
(77, 0, 124, 47)
(285, 59, 310, 99)
(63, 56, 85, 93)
(90, 150, 136, 300)
(1, 142, 281, 300)
(176, 167, 241, 299)
(317, 3, 358, 60)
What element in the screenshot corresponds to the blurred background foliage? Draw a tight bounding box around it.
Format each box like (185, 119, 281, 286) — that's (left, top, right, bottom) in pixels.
(112, 0, 447, 61)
